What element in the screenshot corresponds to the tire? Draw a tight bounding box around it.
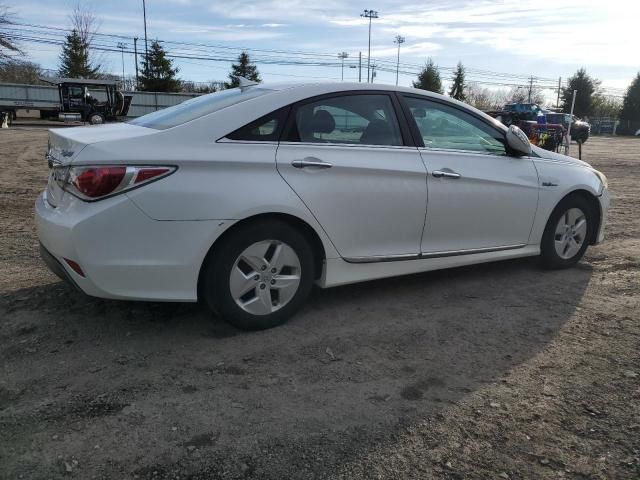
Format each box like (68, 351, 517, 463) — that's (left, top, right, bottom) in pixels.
(540, 194, 595, 269)
(89, 113, 104, 125)
(201, 220, 315, 330)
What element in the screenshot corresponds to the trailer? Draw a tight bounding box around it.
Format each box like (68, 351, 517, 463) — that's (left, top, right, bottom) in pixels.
(0, 81, 200, 124)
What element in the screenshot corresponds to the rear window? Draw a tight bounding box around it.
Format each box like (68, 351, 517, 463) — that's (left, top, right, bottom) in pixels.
(129, 87, 272, 130)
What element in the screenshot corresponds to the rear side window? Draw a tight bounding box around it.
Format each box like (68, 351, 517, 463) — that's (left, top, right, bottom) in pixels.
(129, 87, 271, 130)
(226, 107, 289, 141)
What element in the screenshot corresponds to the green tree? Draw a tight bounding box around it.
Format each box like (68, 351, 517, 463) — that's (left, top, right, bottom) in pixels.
(138, 40, 181, 92)
(413, 58, 443, 94)
(225, 52, 260, 89)
(57, 5, 102, 79)
(619, 72, 640, 122)
(561, 68, 600, 118)
(448, 61, 466, 101)
(58, 29, 100, 78)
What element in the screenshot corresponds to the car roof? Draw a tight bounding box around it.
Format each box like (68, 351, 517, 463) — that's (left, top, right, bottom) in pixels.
(257, 81, 506, 131)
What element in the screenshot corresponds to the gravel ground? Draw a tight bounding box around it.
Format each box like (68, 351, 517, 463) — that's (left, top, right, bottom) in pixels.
(0, 128, 638, 479)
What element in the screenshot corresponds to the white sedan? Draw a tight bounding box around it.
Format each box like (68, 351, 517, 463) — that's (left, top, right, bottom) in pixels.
(36, 81, 609, 329)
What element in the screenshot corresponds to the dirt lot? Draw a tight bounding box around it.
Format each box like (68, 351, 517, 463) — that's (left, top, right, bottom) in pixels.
(1, 128, 638, 479)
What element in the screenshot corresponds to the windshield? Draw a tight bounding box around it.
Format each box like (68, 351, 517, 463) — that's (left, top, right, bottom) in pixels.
(129, 87, 272, 130)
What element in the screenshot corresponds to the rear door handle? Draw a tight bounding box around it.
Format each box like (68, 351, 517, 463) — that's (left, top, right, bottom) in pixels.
(292, 157, 333, 169)
(432, 169, 461, 179)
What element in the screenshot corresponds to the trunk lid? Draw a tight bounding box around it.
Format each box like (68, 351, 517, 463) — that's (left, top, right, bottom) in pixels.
(47, 123, 157, 166)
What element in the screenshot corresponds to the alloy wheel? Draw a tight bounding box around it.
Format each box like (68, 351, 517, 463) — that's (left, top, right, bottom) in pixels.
(554, 207, 587, 260)
(229, 240, 301, 315)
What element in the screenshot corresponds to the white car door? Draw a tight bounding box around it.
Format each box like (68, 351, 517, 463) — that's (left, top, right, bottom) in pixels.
(400, 95, 539, 254)
(276, 93, 427, 260)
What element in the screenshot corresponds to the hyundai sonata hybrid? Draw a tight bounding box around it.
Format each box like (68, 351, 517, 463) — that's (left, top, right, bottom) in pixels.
(36, 81, 609, 329)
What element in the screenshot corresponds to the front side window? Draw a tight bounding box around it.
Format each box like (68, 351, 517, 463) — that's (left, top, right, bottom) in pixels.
(404, 96, 506, 155)
(129, 87, 272, 130)
(288, 94, 403, 146)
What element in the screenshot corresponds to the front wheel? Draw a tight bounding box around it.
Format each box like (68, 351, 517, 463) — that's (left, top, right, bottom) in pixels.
(88, 113, 104, 125)
(541, 195, 595, 268)
(201, 220, 315, 330)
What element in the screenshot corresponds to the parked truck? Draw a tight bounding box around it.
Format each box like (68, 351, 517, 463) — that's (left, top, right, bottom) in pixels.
(0, 79, 200, 125)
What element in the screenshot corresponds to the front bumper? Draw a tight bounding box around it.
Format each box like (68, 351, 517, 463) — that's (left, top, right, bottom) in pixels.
(594, 187, 609, 244)
(35, 191, 232, 302)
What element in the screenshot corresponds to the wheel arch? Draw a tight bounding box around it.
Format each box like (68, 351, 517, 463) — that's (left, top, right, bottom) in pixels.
(552, 189, 602, 245)
(197, 212, 327, 300)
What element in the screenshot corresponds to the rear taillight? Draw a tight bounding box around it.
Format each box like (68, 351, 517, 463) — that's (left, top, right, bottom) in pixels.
(72, 167, 126, 198)
(63, 165, 175, 201)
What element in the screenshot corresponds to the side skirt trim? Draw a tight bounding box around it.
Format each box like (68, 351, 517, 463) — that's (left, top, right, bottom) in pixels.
(343, 244, 527, 264)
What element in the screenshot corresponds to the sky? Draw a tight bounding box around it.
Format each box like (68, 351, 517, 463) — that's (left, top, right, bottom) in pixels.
(10, 0, 640, 98)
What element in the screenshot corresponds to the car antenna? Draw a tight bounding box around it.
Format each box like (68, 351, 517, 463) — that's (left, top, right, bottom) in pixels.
(238, 76, 259, 90)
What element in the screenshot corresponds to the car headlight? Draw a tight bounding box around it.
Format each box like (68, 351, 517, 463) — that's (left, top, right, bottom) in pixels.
(593, 170, 608, 192)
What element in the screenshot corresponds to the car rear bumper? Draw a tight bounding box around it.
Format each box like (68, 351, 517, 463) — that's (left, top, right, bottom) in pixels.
(39, 242, 82, 291)
(35, 191, 233, 301)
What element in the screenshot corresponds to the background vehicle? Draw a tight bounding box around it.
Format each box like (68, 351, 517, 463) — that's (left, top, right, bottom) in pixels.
(486, 103, 590, 150)
(36, 82, 609, 330)
(0, 80, 198, 123)
(43, 77, 132, 124)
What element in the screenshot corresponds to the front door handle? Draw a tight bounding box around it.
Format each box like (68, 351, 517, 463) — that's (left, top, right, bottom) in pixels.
(292, 157, 333, 169)
(432, 169, 461, 179)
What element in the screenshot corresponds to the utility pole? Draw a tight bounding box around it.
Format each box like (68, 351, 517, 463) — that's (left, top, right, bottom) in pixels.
(528, 75, 534, 103)
(556, 76, 561, 109)
(142, 0, 149, 58)
(338, 52, 349, 81)
(117, 42, 126, 86)
(361, 9, 378, 83)
(134, 37, 139, 89)
(394, 35, 405, 86)
(358, 52, 362, 83)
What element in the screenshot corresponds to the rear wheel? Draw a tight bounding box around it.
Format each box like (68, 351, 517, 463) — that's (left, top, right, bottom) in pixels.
(541, 195, 594, 268)
(201, 220, 315, 330)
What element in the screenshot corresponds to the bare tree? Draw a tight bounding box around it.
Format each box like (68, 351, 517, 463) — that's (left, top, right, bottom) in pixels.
(0, 60, 44, 83)
(506, 85, 545, 105)
(0, 4, 22, 63)
(466, 83, 509, 111)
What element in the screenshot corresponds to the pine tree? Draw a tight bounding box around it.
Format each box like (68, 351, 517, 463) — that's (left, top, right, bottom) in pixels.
(448, 61, 466, 101)
(620, 72, 640, 122)
(412, 58, 443, 94)
(58, 29, 100, 78)
(138, 41, 181, 92)
(225, 52, 261, 89)
(560, 68, 600, 118)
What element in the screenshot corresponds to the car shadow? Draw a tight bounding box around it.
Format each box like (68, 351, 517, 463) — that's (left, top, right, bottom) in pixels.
(0, 257, 593, 479)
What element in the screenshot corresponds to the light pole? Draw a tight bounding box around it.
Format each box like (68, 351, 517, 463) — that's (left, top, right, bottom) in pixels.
(338, 52, 349, 81)
(117, 42, 126, 86)
(393, 35, 405, 86)
(361, 9, 378, 83)
(133, 37, 139, 89)
(142, 0, 148, 58)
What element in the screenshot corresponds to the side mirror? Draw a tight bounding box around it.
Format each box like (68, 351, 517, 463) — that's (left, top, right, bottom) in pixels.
(506, 125, 532, 156)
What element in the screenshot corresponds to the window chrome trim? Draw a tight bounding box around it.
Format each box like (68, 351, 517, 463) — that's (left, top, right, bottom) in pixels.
(343, 244, 526, 264)
(278, 141, 417, 151)
(217, 137, 280, 145)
